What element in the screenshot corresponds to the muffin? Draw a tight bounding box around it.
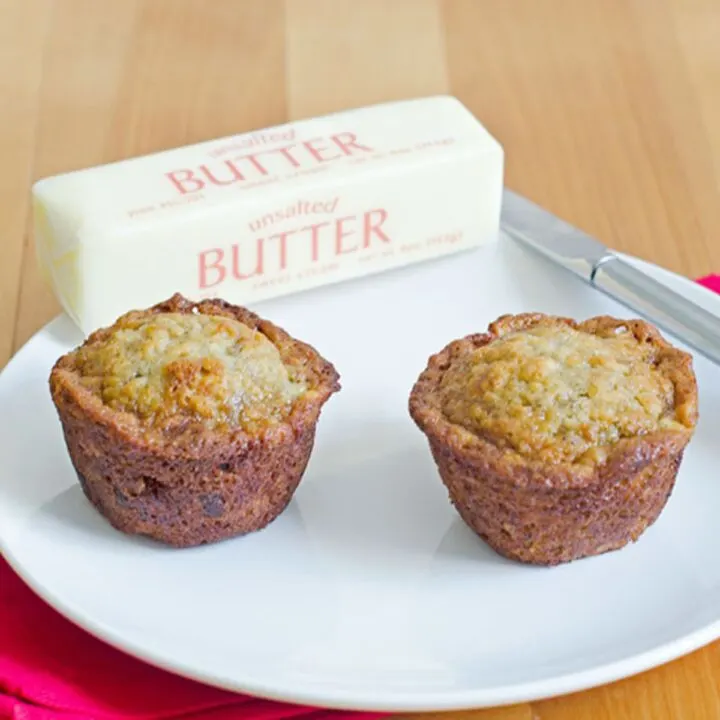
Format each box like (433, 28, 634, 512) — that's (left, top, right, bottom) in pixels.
(49, 293, 340, 547)
(409, 313, 698, 566)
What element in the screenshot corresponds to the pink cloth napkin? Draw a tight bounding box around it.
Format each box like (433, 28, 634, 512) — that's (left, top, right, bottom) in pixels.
(3, 274, 719, 720)
(697, 274, 720, 294)
(0, 561, 386, 720)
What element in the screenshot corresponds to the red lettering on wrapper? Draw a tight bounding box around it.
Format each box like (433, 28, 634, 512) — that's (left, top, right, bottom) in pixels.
(243, 154, 271, 176)
(276, 145, 302, 168)
(330, 132, 373, 156)
(306, 221, 331, 262)
(198, 249, 226, 288)
(303, 138, 342, 163)
(167, 132, 373, 197)
(196, 205, 391, 292)
(335, 216, 358, 255)
(232, 239, 264, 280)
(200, 161, 245, 186)
(270, 232, 290, 271)
(363, 208, 390, 247)
(167, 170, 204, 195)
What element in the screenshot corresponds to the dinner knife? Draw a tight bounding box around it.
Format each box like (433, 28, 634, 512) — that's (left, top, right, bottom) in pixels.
(500, 189, 720, 366)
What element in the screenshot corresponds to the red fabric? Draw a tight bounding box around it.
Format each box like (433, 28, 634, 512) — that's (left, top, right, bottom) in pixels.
(697, 274, 720, 294)
(2, 274, 718, 720)
(0, 557, 385, 720)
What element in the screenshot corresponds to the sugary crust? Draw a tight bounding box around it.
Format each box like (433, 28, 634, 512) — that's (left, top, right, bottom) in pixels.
(50, 293, 340, 547)
(409, 313, 698, 565)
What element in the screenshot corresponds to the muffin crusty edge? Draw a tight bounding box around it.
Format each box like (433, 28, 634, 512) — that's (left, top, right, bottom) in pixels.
(49, 293, 340, 547)
(408, 312, 698, 565)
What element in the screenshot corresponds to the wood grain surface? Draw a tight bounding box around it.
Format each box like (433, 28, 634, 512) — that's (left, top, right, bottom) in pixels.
(2, 1, 720, 718)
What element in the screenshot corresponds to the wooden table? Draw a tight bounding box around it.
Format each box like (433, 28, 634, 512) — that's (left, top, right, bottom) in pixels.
(2, 1, 720, 718)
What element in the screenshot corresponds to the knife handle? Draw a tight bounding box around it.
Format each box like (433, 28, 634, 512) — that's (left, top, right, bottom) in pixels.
(593, 256, 720, 365)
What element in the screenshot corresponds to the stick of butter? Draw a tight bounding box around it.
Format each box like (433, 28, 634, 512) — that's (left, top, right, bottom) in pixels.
(32, 95, 504, 335)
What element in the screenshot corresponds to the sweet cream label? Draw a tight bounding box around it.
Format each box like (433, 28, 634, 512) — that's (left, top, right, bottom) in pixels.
(32, 95, 504, 334)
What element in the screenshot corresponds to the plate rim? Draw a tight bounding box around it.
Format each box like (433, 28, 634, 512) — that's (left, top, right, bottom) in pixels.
(1, 252, 720, 713)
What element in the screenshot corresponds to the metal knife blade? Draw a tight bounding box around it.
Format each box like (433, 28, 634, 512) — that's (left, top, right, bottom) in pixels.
(500, 189, 720, 366)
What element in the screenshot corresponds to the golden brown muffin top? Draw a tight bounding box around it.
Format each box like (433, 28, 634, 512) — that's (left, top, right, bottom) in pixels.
(71, 310, 307, 432)
(436, 315, 695, 465)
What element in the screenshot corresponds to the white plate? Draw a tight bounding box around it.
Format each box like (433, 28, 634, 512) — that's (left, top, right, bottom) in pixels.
(2, 235, 720, 713)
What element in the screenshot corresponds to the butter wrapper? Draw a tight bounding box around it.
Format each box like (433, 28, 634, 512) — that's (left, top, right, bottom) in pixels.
(32, 95, 504, 335)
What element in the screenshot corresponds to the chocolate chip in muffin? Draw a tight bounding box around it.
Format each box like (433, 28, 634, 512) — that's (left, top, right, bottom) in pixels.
(50, 293, 340, 548)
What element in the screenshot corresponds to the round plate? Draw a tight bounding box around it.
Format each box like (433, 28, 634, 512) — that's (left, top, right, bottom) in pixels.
(2, 236, 720, 713)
